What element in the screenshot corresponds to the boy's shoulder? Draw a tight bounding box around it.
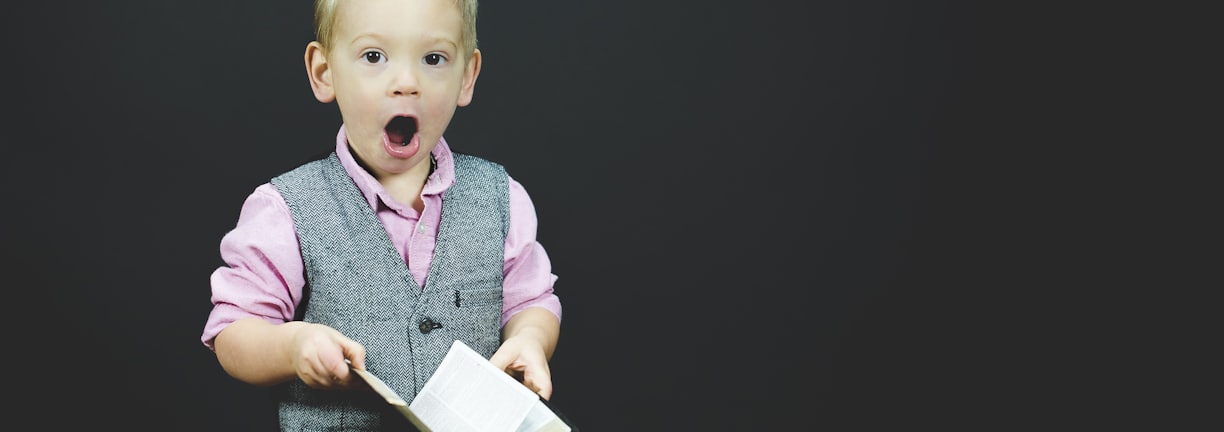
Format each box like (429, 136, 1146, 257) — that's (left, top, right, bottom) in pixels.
(451, 150, 507, 177)
(270, 150, 339, 186)
(451, 150, 494, 162)
(294, 148, 337, 169)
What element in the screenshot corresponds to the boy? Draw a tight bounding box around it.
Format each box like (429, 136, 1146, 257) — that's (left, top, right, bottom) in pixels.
(200, 0, 563, 429)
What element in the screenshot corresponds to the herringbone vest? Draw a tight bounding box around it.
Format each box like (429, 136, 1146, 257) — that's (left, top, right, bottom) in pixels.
(270, 151, 508, 431)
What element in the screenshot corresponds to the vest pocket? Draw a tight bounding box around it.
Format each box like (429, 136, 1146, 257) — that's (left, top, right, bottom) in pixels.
(448, 288, 502, 357)
(453, 287, 502, 308)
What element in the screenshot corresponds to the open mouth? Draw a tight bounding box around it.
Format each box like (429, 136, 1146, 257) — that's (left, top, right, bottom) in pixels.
(385, 116, 418, 145)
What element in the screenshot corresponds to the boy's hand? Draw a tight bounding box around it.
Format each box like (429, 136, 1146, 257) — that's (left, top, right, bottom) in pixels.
(289, 323, 368, 390)
(489, 336, 553, 400)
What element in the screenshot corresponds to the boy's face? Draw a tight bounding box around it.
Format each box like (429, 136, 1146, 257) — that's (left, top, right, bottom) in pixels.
(309, 0, 479, 180)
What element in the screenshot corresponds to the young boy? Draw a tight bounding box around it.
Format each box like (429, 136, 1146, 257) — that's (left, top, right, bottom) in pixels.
(200, 0, 562, 429)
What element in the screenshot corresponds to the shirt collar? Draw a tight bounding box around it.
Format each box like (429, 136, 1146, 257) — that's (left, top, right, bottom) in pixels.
(333, 124, 457, 211)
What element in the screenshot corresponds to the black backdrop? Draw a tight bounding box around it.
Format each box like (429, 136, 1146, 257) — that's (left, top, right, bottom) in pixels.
(5, 1, 1187, 431)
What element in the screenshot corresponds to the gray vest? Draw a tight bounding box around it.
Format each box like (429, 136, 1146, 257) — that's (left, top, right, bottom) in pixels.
(269, 151, 508, 431)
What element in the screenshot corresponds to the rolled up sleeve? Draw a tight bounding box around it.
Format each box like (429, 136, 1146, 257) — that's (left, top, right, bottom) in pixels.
(501, 177, 562, 327)
(200, 184, 306, 350)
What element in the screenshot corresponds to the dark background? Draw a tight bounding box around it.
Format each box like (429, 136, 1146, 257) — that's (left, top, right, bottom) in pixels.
(5, 1, 1198, 431)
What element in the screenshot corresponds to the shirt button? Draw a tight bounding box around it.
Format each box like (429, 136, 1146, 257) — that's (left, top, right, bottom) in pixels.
(419, 318, 442, 334)
(417, 224, 426, 233)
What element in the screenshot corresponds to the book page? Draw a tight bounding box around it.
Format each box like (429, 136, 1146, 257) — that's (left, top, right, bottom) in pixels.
(409, 340, 539, 432)
(515, 400, 571, 432)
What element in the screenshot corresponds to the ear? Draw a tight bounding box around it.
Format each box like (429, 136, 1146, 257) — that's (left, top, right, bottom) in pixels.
(457, 48, 482, 107)
(305, 41, 335, 103)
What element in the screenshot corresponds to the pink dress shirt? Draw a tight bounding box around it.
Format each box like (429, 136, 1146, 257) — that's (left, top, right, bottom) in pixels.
(201, 126, 561, 350)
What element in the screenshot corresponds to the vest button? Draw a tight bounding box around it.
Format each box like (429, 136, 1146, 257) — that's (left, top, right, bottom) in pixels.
(419, 318, 442, 334)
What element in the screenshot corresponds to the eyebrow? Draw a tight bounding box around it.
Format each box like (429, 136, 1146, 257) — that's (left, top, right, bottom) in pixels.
(421, 36, 458, 50)
(348, 33, 459, 50)
(409, 34, 459, 52)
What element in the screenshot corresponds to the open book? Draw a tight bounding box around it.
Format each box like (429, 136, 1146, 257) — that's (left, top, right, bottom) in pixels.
(349, 340, 573, 432)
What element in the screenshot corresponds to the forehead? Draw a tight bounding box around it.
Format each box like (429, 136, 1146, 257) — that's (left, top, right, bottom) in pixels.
(334, 0, 462, 41)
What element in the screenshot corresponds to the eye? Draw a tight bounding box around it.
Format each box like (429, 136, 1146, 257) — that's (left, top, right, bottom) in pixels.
(362, 51, 385, 64)
(423, 53, 447, 66)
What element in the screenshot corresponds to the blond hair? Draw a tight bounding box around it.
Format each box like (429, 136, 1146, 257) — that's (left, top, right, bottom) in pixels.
(313, 0, 478, 57)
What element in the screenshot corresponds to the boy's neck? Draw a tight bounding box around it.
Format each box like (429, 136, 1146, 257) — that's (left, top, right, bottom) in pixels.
(379, 153, 436, 213)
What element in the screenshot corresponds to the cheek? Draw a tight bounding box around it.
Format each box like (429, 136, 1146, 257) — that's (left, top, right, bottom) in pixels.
(423, 92, 459, 122)
(425, 105, 457, 132)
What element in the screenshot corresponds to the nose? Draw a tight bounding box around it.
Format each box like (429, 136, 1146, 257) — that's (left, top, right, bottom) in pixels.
(389, 62, 419, 96)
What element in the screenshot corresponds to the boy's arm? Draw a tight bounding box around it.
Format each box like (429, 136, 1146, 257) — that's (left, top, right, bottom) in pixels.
(490, 307, 561, 399)
(214, 317, 368, 389)
(205, 184, 366, 390)
(494, 177, 563, 399)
